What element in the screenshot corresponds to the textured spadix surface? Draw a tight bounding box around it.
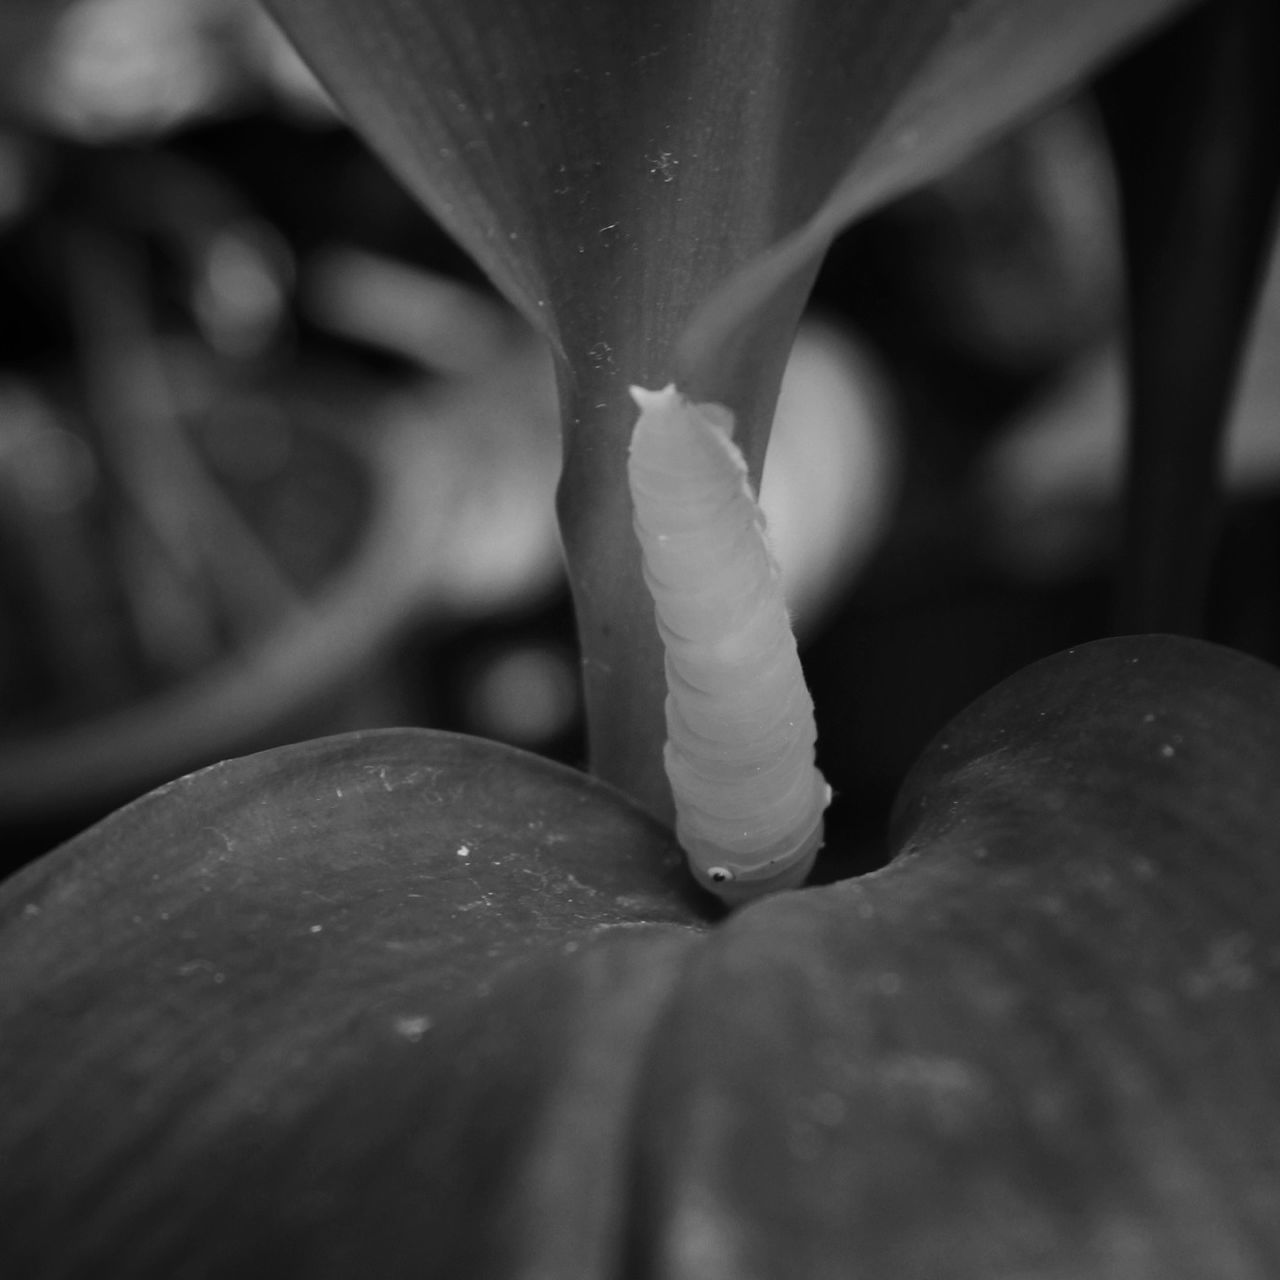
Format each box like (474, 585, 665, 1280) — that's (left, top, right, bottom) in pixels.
(628, 385, 828, 902)
(4, 634, 1280, 1275)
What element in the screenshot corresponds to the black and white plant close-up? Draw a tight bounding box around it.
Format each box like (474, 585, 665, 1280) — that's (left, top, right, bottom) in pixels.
(3, 0, 1280, 1275)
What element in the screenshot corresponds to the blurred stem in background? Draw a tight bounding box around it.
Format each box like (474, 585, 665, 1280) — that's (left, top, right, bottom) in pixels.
(1102, 0, 1280, 635)
(66, 222, 307, 669)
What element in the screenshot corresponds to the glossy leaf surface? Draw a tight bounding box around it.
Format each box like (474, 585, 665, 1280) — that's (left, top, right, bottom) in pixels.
(0, 730, 708, 1275)
(5, 634, 1280, 1275)
(631, 635, 1280, 1274)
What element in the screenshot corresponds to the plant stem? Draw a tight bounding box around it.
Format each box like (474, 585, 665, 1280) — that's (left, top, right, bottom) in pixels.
(554, 270, 813, 825)
(556, 378, 674, 824)
(1101, 0, 1280, 635)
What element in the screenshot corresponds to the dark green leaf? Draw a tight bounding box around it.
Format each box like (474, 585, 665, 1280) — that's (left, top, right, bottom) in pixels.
(0, 729, 708, 1275)
(631, 634, 1280, 1274)
(6, 636, 1280, 1274)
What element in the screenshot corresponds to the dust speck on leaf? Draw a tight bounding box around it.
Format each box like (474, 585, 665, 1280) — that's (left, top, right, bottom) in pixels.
(646, 150, 679, 181)
(393, 1015, 433, 1042)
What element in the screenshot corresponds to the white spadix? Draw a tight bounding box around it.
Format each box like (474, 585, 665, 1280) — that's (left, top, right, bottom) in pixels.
(627, 384, 830, 905)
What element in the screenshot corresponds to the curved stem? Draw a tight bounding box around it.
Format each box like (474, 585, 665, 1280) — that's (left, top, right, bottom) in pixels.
(556, 377, 674, 823)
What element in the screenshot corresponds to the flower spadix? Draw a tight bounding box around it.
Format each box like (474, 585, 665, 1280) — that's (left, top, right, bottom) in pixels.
(628, 384, 830, 904)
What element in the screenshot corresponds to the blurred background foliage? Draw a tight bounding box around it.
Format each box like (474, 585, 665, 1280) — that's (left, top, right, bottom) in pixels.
(2, 0, 1278, 881)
